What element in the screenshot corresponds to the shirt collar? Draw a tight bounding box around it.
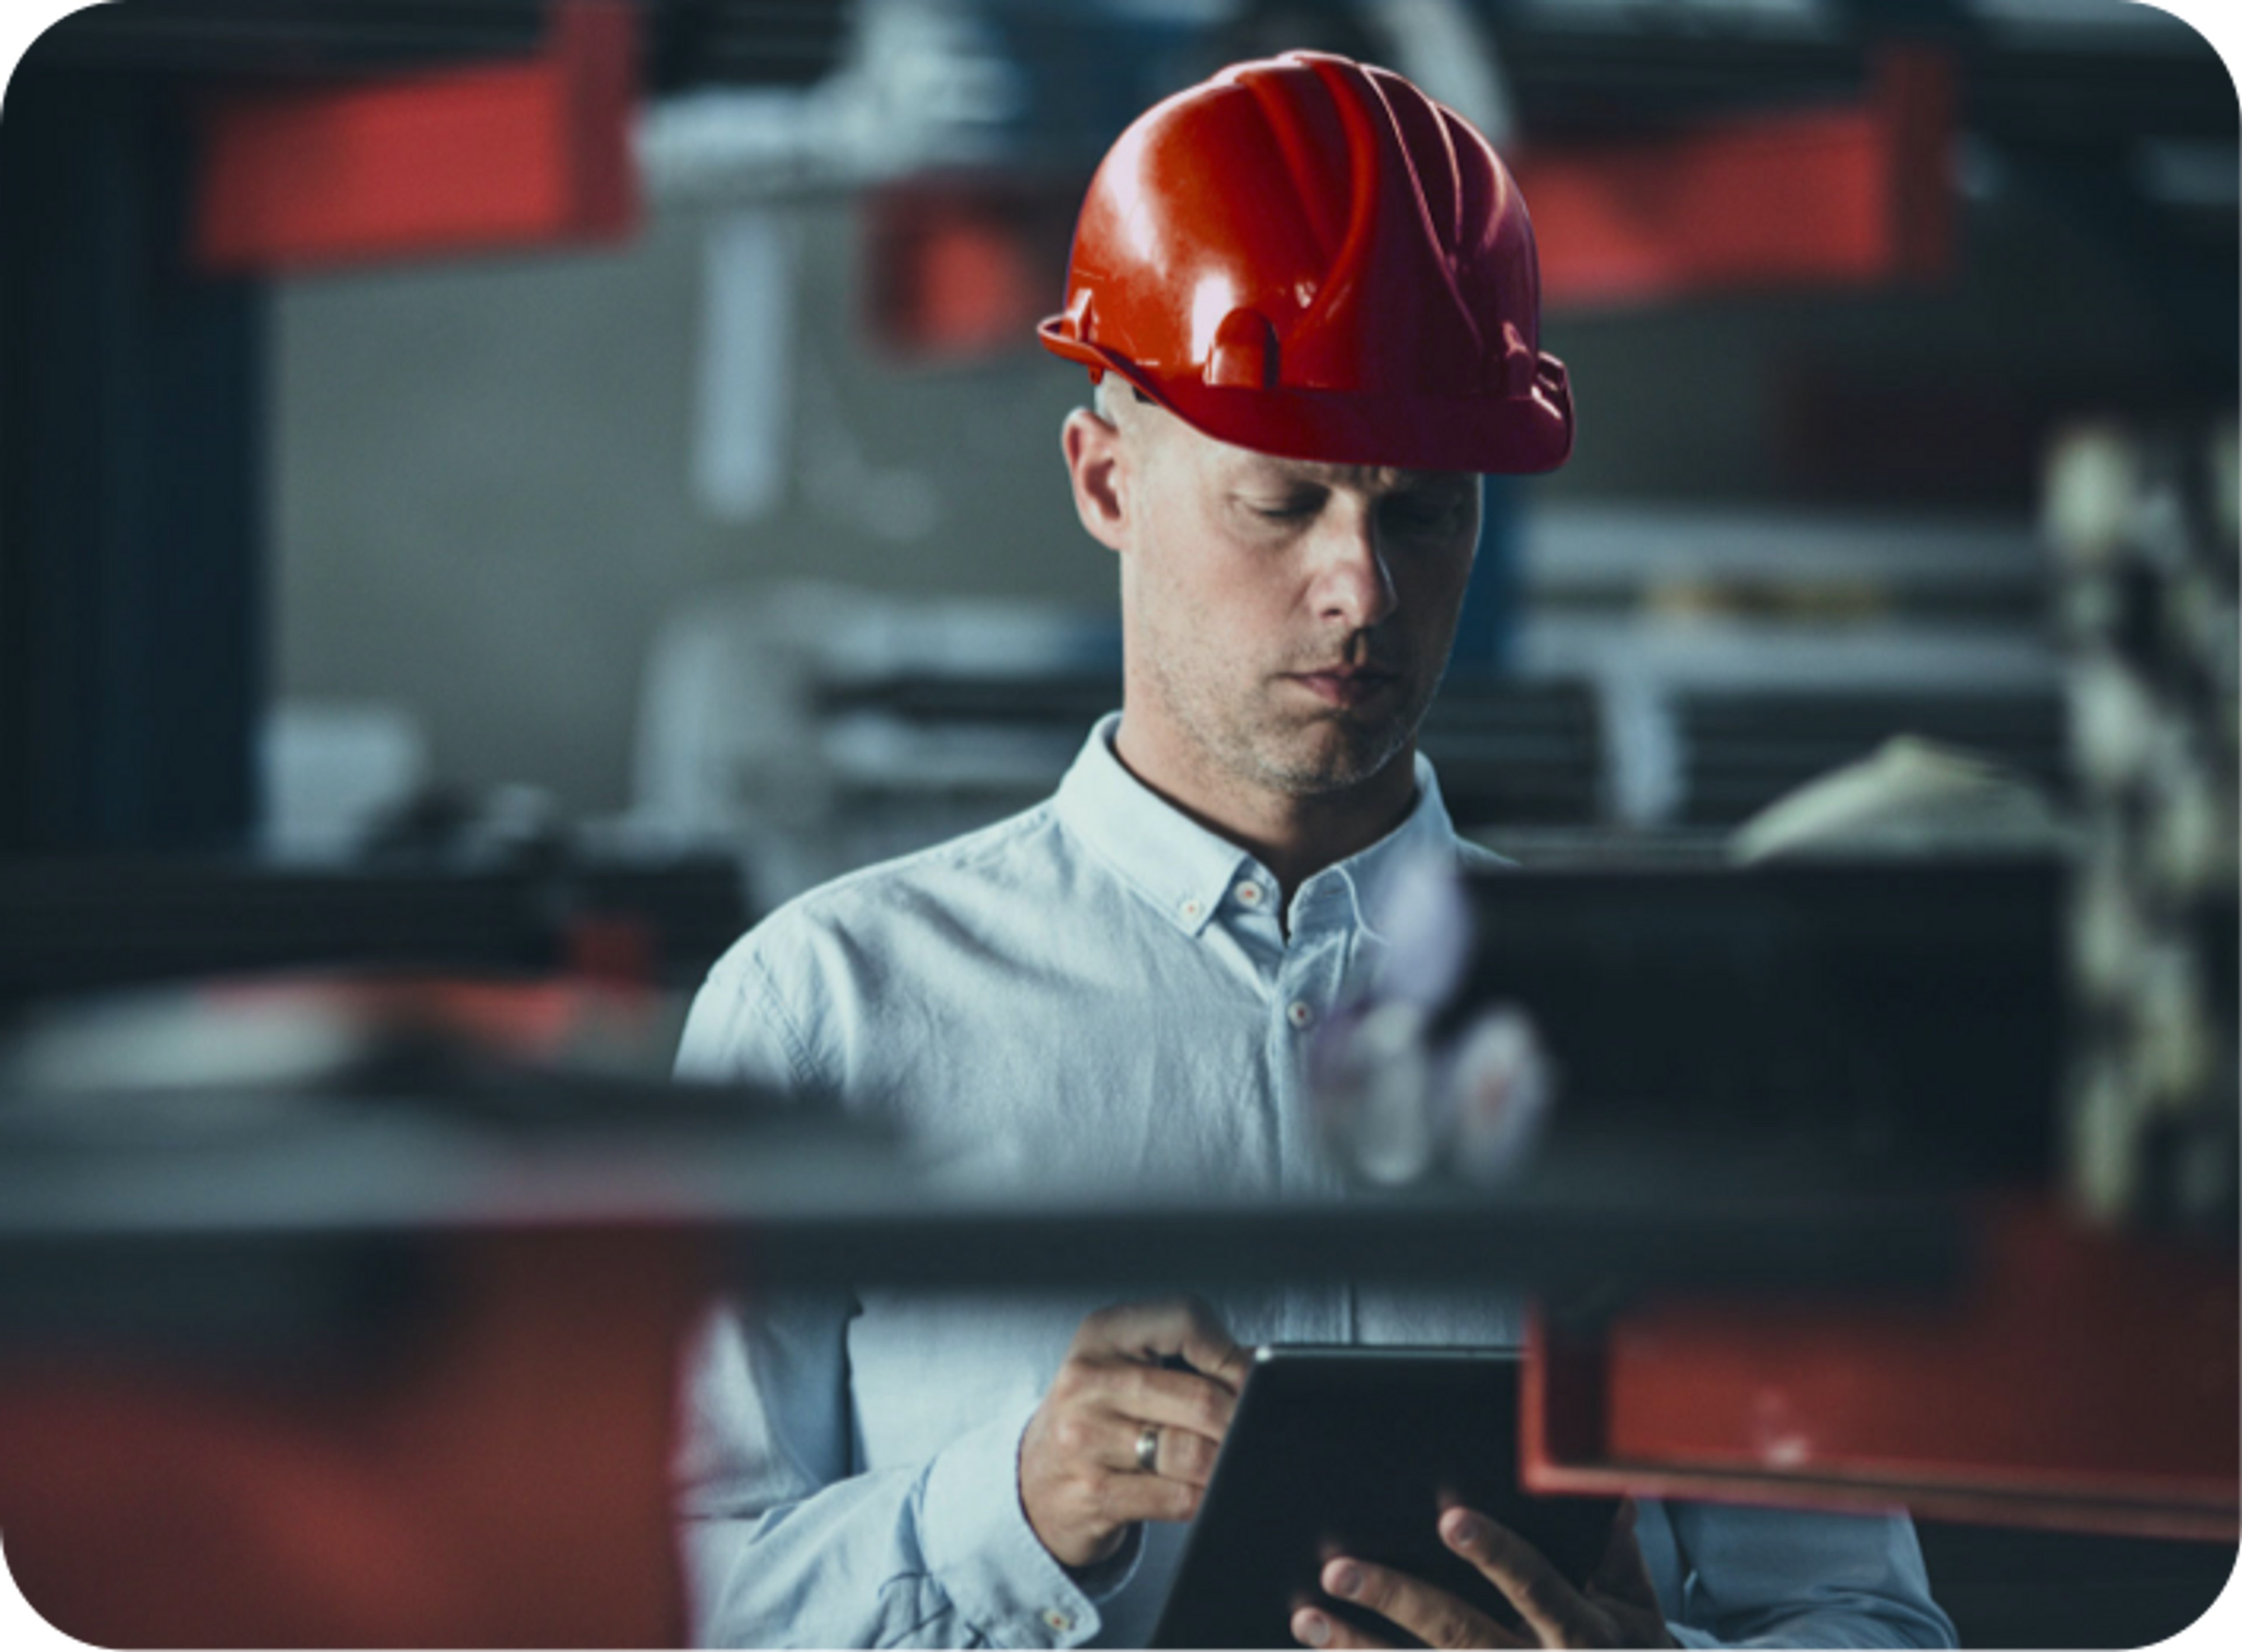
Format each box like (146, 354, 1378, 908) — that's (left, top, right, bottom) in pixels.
(1052, 712, 1462, 939)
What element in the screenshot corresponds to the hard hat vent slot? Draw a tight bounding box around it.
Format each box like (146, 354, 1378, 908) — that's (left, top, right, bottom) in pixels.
(1490, 321, 1536, 398)
(1206, 308, 1279, 389)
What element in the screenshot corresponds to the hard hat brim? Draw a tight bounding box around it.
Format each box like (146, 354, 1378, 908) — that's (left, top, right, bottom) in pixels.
(1039, 320, 1573, 477)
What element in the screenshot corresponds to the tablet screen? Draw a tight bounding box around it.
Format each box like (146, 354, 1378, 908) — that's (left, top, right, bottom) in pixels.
(1150, 1346, 1619, 1649)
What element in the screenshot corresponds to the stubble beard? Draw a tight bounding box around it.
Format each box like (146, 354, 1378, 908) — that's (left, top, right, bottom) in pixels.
(1146, 644, 1438, 800)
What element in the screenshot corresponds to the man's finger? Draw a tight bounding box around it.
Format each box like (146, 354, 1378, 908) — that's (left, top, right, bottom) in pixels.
(1084, 1409, 1222, 1486)
(1291, 1605, 1390, 1640)
(1088, 1465, 1202, 1528)
(1443, 1509, 1583, 1647)
(1320, 1557, 1522, 1652)
(1084, 1296, 1252, 1391)
(1087, 1358, 1241, 1442)
(1171, 1295, 1256, 1390)
(1588, 1497, 1662, 1612)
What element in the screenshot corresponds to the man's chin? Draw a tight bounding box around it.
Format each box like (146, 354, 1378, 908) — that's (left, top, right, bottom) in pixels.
(1255, 723, 1413, 796)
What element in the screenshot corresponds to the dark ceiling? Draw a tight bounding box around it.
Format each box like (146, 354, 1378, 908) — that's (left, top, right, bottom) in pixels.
(18, 0, 2234, 145)
(20, 0, 856, 90)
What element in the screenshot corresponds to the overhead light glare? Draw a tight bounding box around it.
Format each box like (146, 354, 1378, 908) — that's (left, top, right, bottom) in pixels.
(1965, 0, 2207, 51)
(1513, 0, 1841, 38)
(2137, 138, 2240, 208)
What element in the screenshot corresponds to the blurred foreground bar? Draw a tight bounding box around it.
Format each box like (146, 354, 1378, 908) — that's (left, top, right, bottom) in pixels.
(0, 968, 1966, 1646)
(0, 1226, 705, 1647)
(0, 981, 828, 1647)
(1, 835, 2232, 1644)
(1527, 1197, 2239, 1543)
(0, 852, 752, 1005)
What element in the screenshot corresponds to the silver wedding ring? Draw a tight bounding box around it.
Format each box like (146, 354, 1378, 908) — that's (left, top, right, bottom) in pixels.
(1134, 1423, 1161, 1474)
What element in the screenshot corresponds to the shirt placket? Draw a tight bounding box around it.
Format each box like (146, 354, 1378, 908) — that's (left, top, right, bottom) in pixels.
(1269, 877, 1355, 1343)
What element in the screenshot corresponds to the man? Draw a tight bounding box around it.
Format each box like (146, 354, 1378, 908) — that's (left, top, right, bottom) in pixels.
(675, 52, 1954, 1650)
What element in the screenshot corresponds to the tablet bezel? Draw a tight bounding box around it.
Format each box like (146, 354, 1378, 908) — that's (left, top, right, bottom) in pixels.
(1148, 1344, 1620, 1649)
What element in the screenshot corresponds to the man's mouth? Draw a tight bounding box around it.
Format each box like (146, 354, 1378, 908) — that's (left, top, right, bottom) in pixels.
(1285, 665, 1400, 707)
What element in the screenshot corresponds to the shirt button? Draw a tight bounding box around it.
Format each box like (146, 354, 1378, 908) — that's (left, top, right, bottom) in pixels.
(1043, 1607, 1075, 1634)
(1287, 1000, 1315, 1030)
(1178, 898, 1203, 921)
(1235, 881, 1263, 906)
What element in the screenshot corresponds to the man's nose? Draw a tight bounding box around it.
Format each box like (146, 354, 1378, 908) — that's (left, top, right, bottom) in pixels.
(1311, 507, 1398, 632)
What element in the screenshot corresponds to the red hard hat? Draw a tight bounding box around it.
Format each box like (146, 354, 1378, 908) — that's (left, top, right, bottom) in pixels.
(1038, 51, 1572, 475)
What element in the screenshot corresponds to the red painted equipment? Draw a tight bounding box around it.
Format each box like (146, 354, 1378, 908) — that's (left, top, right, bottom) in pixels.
(0, 1229, 707, 1647)
(1523, 1198, 2240, 1542)
(192, 0, 638, 274)
(1037, 51, 1572, 475)
(1517, 48, 1955, 309)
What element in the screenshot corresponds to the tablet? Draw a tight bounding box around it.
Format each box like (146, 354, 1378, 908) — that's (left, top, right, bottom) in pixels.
(1150, 1346, 1620, 1650)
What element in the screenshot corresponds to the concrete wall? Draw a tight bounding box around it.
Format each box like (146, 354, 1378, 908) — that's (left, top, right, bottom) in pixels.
(271, 197, 1112, 819)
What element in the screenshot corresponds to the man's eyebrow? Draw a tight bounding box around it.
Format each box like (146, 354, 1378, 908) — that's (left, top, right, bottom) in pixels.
(1241, 463, 1460, 491)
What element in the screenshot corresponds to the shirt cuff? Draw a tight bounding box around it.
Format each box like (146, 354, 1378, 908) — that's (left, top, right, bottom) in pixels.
(1067, 1518, 1146, 1603)
(918, 1397, 1105, 1648)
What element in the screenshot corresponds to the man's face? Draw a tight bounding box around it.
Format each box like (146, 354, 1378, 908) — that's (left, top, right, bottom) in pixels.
(1113, 402, 1480, 801)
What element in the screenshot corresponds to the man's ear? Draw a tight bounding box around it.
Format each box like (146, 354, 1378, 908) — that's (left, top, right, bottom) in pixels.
(1062, 405, 1129, 554)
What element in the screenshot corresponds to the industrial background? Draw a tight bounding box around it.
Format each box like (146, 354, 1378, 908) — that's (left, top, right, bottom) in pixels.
(0, 2, 2236, 1648)
(6, 0, 2234, 867)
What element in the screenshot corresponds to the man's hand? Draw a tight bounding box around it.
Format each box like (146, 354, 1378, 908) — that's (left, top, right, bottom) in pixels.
(1019, 1296, 1252, 1569)
(1290, 1499, 1677, 1650)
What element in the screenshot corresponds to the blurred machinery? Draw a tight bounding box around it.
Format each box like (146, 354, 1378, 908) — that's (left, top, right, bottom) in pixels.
(1293, 803, 2234, 1553)
(1508, 504, 2069, 837)
(628, 505, 2069, 904)
(0, 978, 898, 1647)
(2046, 417, 2240, 1238)
(628, 581, 1609, 905)
(1286, 416, 2242, 1552)
(8, 0, 2234, 856)
(1, 3, 2236, 1647)
(0, 848, 751, 1015)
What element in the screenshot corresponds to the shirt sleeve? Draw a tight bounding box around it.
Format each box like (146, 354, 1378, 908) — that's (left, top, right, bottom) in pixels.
(1644, 1500, 1958, 1649)
(672, 961, 1112, 1650)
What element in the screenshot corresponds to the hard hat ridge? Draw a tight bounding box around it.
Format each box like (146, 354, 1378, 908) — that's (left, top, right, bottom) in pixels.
(1038, 49, 1572, 475)
(1262, 54, 1488, 398)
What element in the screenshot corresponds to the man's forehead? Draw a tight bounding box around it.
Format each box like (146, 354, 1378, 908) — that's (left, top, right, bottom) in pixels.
(1121, 392, 1475, 489)
(1224, 447, 1475, 492)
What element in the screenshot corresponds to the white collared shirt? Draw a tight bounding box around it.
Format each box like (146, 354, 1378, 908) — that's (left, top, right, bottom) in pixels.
(674, 714, 1954, 1650)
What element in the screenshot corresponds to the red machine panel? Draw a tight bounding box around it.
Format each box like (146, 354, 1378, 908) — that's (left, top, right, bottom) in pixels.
(1517, 48, 1954, 308)
(0, 1228, 706, 1647)
(193, 0, 637, 273)
(1525, 1199, 2238, 1541)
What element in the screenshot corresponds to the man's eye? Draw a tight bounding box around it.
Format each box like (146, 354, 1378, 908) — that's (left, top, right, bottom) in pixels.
(1250, 497, 1321, 521)
(1384, 495, 1465, 531)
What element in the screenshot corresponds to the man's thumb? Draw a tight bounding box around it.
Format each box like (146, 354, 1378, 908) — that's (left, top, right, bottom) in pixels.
(1589, 1498, 1662, 1609)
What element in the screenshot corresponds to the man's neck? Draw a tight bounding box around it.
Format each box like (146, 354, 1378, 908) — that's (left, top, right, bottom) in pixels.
(1110, 719, 1421, 907)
